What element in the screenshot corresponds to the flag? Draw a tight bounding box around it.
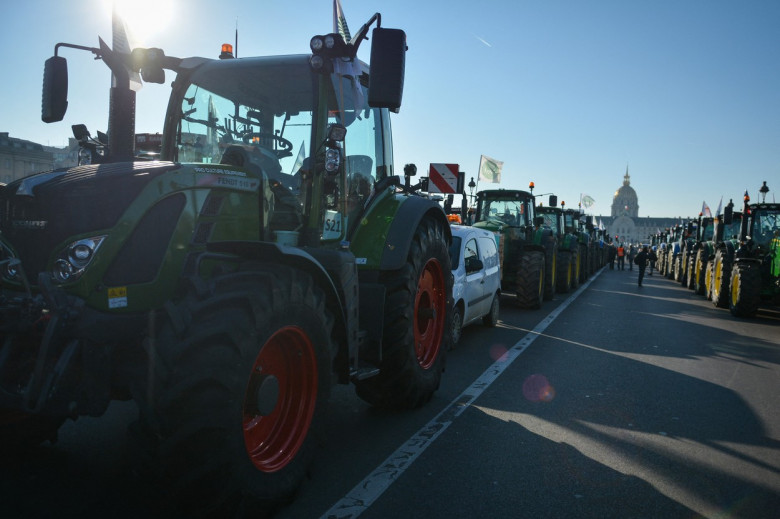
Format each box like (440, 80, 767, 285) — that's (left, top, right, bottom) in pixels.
(598, 218, 605, 231)
(715, 196, 723, 216)
(112, 1, 142, 91)
(701, 200, 712, 217)
(580, 194, 595, 208)
(333, 0, 351, 42)
(478, 155, 503, 183)
(291, 141, 306, 175)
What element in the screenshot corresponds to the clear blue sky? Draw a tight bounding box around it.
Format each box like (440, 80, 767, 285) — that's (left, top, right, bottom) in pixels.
(3, 0, 779, 218)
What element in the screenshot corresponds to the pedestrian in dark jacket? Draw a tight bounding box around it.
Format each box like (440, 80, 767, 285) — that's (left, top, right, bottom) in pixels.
(634, 245, 649, 286)
(607, 243, 616, 270)
(648, 248, 658, 275)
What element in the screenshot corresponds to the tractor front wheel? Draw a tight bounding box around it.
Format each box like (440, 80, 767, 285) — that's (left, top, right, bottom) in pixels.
(354, 215, 451, 409)
(729, 263, 761, 317)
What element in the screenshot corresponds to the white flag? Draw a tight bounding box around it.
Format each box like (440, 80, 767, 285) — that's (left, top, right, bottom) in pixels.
(333, 0, 351, 42)
(701, 200, 712, 217)
(478, 155, 503, 183)
(581, 194, 595, 208)
(715, 196, 723, 216)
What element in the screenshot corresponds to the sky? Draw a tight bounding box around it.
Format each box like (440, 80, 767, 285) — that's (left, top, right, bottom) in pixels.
(2, 0, 779, 218)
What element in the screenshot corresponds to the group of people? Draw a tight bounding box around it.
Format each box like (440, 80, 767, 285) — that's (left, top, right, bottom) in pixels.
(606, 242, 657, 287)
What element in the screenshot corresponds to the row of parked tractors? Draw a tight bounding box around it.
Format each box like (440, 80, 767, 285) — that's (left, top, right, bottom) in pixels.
(652, 181, 780, 317)
(450, 187, 607, 310)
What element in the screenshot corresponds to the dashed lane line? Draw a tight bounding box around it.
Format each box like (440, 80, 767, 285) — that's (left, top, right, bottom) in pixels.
(322, 269, 603, 518)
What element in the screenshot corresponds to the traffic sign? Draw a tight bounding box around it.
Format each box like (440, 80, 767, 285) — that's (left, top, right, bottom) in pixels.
(428, 163, 459, 193)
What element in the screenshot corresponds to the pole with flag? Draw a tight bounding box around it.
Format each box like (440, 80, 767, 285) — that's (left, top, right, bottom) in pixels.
(477, 155, 503, 184)
(715, 196, 723, 216)
(701, 200, 712, 218)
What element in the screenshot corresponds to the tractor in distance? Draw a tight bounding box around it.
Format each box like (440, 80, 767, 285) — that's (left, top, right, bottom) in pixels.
(536, 195, 579, 294)
(0, 13, 453, 516)
(709, 200, 745, 306)
(563, 206, 592, 284)
(727, 182, 780, 317)
(686, 213, 714, 292)
(471, 185, 550, 309)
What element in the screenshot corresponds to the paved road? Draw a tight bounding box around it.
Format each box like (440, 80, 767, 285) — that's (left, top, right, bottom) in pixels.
(3, 266, 779, 518)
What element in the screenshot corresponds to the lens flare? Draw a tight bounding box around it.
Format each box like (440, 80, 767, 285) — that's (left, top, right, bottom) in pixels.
(523, 374, 555, 402)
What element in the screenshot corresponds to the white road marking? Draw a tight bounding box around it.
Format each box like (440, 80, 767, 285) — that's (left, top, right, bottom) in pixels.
(322, 269, 603, 518)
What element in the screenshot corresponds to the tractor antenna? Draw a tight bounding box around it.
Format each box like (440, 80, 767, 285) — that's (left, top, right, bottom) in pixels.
(235, 19, 238, 58)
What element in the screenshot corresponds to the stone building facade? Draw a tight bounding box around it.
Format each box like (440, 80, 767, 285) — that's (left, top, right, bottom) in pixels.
(598, 168, 680, 245)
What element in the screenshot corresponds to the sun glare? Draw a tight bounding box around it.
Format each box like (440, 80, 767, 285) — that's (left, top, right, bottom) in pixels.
(110, 0, 174, 45)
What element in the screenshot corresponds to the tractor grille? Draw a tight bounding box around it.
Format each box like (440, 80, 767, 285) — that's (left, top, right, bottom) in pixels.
(0, 161, 179, 285)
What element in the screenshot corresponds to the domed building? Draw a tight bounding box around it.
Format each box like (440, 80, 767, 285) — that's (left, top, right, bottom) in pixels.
(599, 167, 680, 245)
(612, 168, 638, 218)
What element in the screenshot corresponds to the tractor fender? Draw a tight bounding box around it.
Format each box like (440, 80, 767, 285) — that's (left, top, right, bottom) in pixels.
(376, 196, 451, 271)
(205, 240, 353, 378)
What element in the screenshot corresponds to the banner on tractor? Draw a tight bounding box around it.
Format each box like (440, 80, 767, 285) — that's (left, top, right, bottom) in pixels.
(428, 163, 460, 193)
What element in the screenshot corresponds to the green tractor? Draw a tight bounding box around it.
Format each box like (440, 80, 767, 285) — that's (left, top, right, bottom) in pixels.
(536, 196, 579, 294)
(472, 188, 549, 309)
(563, 207, 592, 284)
(709, 201, 745, 306)
(686, 215, 714, 292)
(728, 183, 780, 317)
(0, 15, 453, 515)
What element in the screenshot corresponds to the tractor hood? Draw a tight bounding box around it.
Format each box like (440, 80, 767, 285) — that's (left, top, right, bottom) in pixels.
(0, 161, 180, 283)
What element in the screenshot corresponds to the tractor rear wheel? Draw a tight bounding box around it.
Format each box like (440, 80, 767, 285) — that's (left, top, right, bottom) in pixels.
(712, 249, 731, 308)
(729, 263, 761, 317)
(130, 265, 335, 517)
(354, 216, 451, 409)
(543, 241, 557, 301)
(704, 260, 714, 300)
(693, 250, 707, 295)
(555, 251, 573, 293)
(515, 250, 545, 309)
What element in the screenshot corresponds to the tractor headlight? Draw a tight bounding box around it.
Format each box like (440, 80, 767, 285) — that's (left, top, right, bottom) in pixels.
(325, 147, 341, 174)
(78, 147, 93, 166)
(52, 236, 106, 283)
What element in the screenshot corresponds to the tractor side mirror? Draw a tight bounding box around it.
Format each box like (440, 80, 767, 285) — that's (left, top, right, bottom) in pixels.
(42, 56, 68, 123)
(368, 28, 406, 113)
(549, 195, 558, 207)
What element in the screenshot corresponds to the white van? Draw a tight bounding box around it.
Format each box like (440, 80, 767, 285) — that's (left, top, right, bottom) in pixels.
(449, 224, 502, 346)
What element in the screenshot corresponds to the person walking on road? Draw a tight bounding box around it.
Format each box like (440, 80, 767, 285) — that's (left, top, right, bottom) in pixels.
(607, 242, 616, 270)
(616, 243, 625, 270)
(628, 244, 636, 271)
(648, 247, 658, 276)
(635, 245, 649, 286)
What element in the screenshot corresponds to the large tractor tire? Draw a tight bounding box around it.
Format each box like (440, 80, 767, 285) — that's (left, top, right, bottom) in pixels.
(515, 250, 545, 310)
(693, 250, 707, 295)
(729, 263, 761, 317)
(354, 216, 451, 410)
(543, 241, 557, 301)
(555, 251, 573, 293)
(578, 244, 589, 283)
(130, 265, 335, 517)
(712, 249, 731, 308)
(704, 260, 715, 300)
(570, 250, 581, 290)
(686, 255, 696, 289)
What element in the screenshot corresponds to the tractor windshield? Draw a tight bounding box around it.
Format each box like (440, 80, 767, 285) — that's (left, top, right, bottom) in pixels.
(174, 57, 315, 190)
(539, 209, 562, 233)
(476, 194, 533, 227)
(752, 209, 780, 247)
